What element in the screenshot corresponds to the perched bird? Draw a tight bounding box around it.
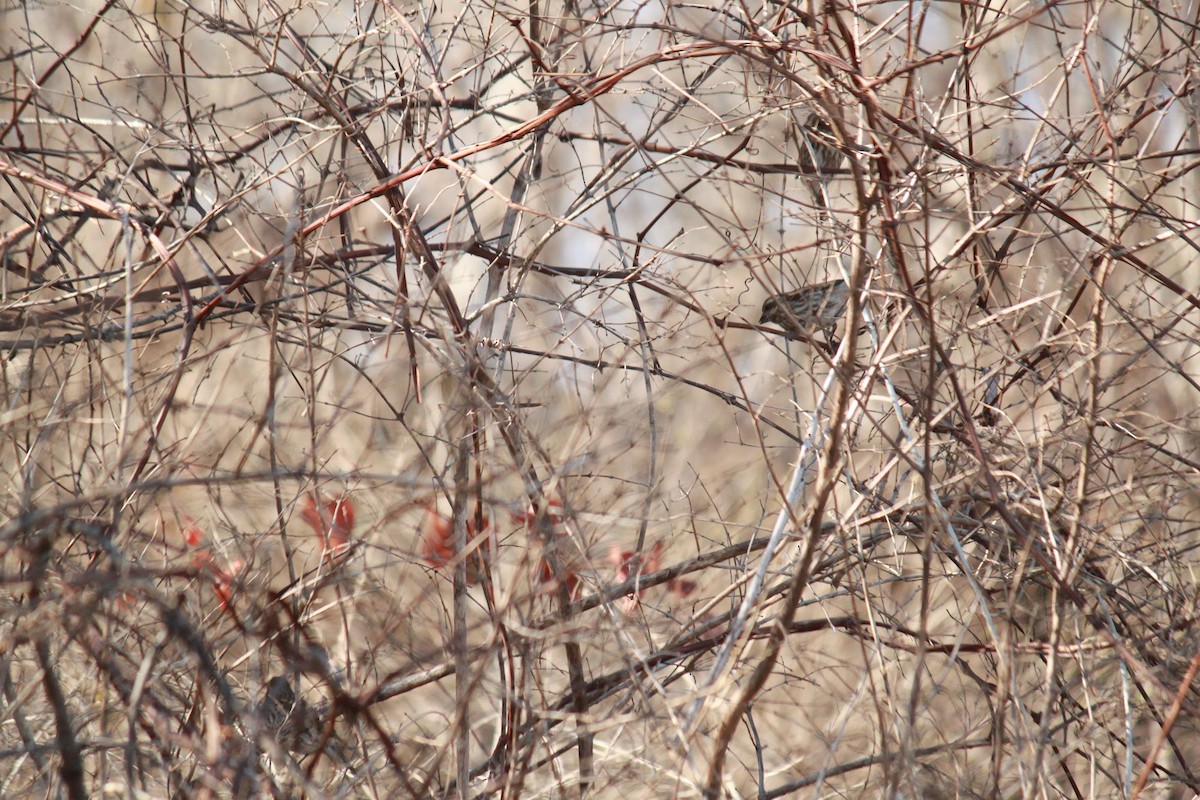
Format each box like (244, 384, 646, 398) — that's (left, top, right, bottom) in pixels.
(797, 113, 844, 211)
(257, 676, 330, 756)
(758, 278, 850, 337)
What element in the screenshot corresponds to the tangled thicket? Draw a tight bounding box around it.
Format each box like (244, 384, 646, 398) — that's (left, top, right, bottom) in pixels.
(3, 0, 1200, 797)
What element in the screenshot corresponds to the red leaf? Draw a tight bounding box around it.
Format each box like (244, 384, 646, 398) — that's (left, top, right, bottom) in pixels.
(419, 506, 491, 584)
(300, 492, 356, 555)
(668, 578, 698, 597)
(515, 498, 581, 595)
(209, 557, 244, 613)
(610, 541, 667, 615)
(183, 518, 204, 548)
(418, 511, 455, 569)
(536, 554, 582, 598)
(514, 498, 566, 534)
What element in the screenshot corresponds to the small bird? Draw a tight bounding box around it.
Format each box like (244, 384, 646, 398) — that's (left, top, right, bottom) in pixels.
(797, 113, 844, 210)
(758, 278, 850, 338)
(257, 676, 330, 755)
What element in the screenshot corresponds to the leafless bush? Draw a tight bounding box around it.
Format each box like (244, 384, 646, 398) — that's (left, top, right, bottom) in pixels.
(3, 0, 1200, 797)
